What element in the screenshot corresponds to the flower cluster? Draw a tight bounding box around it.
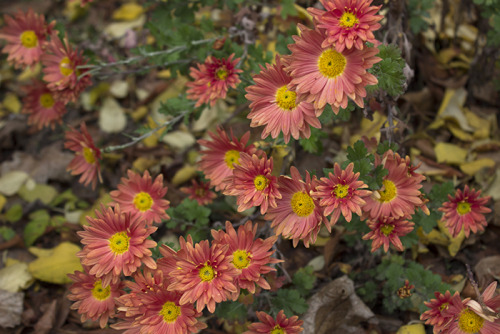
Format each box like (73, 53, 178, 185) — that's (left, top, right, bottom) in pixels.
(421, 282, 500, 333)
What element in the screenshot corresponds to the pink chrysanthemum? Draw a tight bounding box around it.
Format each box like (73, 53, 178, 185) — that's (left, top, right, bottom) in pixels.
(212, 221, 281, 297)
(41, 33, 92, 103)
(0, 9, 54, 68)
(77, 206, 157, 287)
(308, 0, 383, 52)
(311, 162, 370, 228)
(245, 55, 321, 143)
(180, 179, 217, 206)
(444, 292, 500, 334)
(198, 127, 257, 191)
(363, 151, 423, 220)
(244, 310, 304, 334)
(64, 122, 102, 189)
(362, 215, 414, 252)
(110, 170, 170, 224)
(265, 167, 327, 247)
(113, 268, 207, 334)
(68, 268, 124, 328)
(286, 25, 380, 113)
(223, 152, 281, 214)
(22, 80, 67, 130)
(421, 290, 460, 332)
(466, 281, 500, 324)
(165, 236, 238, 313)
(186, 54, 242, 107)
(438, 185, 491, 238)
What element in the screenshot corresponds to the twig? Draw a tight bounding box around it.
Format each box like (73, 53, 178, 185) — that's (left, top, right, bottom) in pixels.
(102, 110, 189, 153)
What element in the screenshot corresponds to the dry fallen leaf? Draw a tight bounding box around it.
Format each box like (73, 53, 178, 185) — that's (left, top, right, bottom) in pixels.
(474, 256, 500, 287)
(434, 142, 468, 165)
(396, 323, 425, 334)
(99, 97, 127, 133)
(0, 262, 33, 292)
(0, 290, 24, 328)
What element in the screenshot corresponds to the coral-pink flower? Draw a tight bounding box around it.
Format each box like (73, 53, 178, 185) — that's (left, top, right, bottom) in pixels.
(41, 33, 92, 103)
(421, 290, 459, 332)
(77, 206, 157, 287)
(110, 170, 170, 224)
(466, 281, 500, 323)
(438, 185, 491, 238)
(245, 55, 321, 143)
(265, 167, 327, 247)
(286, 25, 380, 113)
(212, 221, 281, 297)
(180, 178, 217, 206)
(68, 268, 124, 328)
(311, 162, 370, 228)
(198, 127, 257, 191)
(165, 236, 238, 313)
(308, 0, 383, 52)
(64, 122, 102, 189)
(186, 54, 242, 107)
(0, 9, 54, 68)
(223, 152, 281, 214)
(244, 310, 304, 334)
(22, 80, 66, 129)
(362, 215, 414, 252)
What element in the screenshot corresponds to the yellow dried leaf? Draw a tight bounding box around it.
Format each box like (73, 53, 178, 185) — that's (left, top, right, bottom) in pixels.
(396, 323, 425, 334)
(132, 157, 157, 172)
(294, 4, 313, 22)
(459, 158, 495, 176)
(28, 242, 83, 284)
(99, 97, 127, 133)
(172, 165, 197, 186)
(464, 108, 490, 139)
(2, 93, 21, 114)
(162, 130, 196, 151)
(448, 123, 474, 141)
(271, 145, 292, 176)
(430, 88, 473, 132)
(0, 171, 29, 196)
(104, 15, 145, 39)
(0, 194, 6, 212)
(434, 142, 467, 164)
(18, 63, 41, 81)
(112, 3, 144, 21)
(351, 111, 387, 145)
(64, 0, 87, 21)
(437, 220, 465, 257)
(485, 168, 500, 200)
(131, 106, 148, 121)
(0, 262, 33, 292)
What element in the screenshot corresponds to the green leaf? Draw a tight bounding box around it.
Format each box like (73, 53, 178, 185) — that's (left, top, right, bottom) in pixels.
(292, 266, 316, 296)
(271, 289, 309, 317)
(299, 128, 326, 154)
(5, 204, 23, 223)
(24, 210, 50, 247)
(369, 44, 406, 96)
(280, 0, 298, 19)
(346, 140, 368, 161)
(213, 300, 248, 322)
(0, 226, 15, 241)
(376, 140, 399, 155)
(428, 182, 454, 206)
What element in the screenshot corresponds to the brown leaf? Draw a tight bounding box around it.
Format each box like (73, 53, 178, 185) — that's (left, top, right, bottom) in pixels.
(474, 256, 500, 288)
(34, 300, 57, 334)
(0, 290, 24, 328)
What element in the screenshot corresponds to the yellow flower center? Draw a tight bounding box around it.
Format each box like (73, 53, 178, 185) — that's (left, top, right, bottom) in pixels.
(59, 56, 74, 76)
(133, 192, 154, 212)
(20, 30, 38, 48)
(291, 191, 315, 217)
(339, 11, 359, 28)
(378, 180, 397, 202)
(333, 184, 350, 198)
(195, 187, 206, 197)
(224, 149, 241, 169)
(458, 309, 484, 333)
(82, 147, 96, 164)
(270, 325, 285, 334)
(199, 263, 215, 282)
(216, 68, 228, 80)
(456, 201, 471, 215)
(380, 224, 395, 236)
(91, 280, 111, 301)
(439, 302, 449, 311)
(275, 85, 297, 111)
(232, 249, 251, 269)
(254, 175, 268, 191)
(39, 93, 55, 108)
(318, 49, 347, 78)
(109, 231, 130, 254)
(159, 301, 181, 323)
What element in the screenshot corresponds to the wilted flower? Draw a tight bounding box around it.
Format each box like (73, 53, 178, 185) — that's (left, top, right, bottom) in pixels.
(362, 215, 414, 252)
(180, 178, 217, 206)
(244, 310, 303, 334)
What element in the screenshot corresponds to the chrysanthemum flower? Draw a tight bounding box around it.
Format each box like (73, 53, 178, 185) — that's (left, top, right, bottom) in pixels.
(68, 268, 124, 328)
(113, 268, 206, 334)
(77, 206, 157, 287)
(198, 127, 257, 191)
(308, 0, 383, 52)
(166, 236, 238, 313)
(22, 80, 67, 130)
(244, 310, 304, 334)
(444, 292, 500, 334)
(421, 290, 460, 332)
(180, 178, 217, 206)
(438, 185, 491, 238)
(362, 215, 414, 252)
(311, 162, 370, 228)
(285, 25, 380, 113)
(41, 33, 92, 103)
(223, 152, 281, 214)
(110, 170, 170, 224)
(0, 9, 54, 68)
(186, 54, 242, 107)
(245, 55, 321, 143)
(64, 122, 102, 189)
(466, 281, 500, 323)
(265, 167, 327, 247)
(212, 221, 281, 297)
(363, 151, 423, 220)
